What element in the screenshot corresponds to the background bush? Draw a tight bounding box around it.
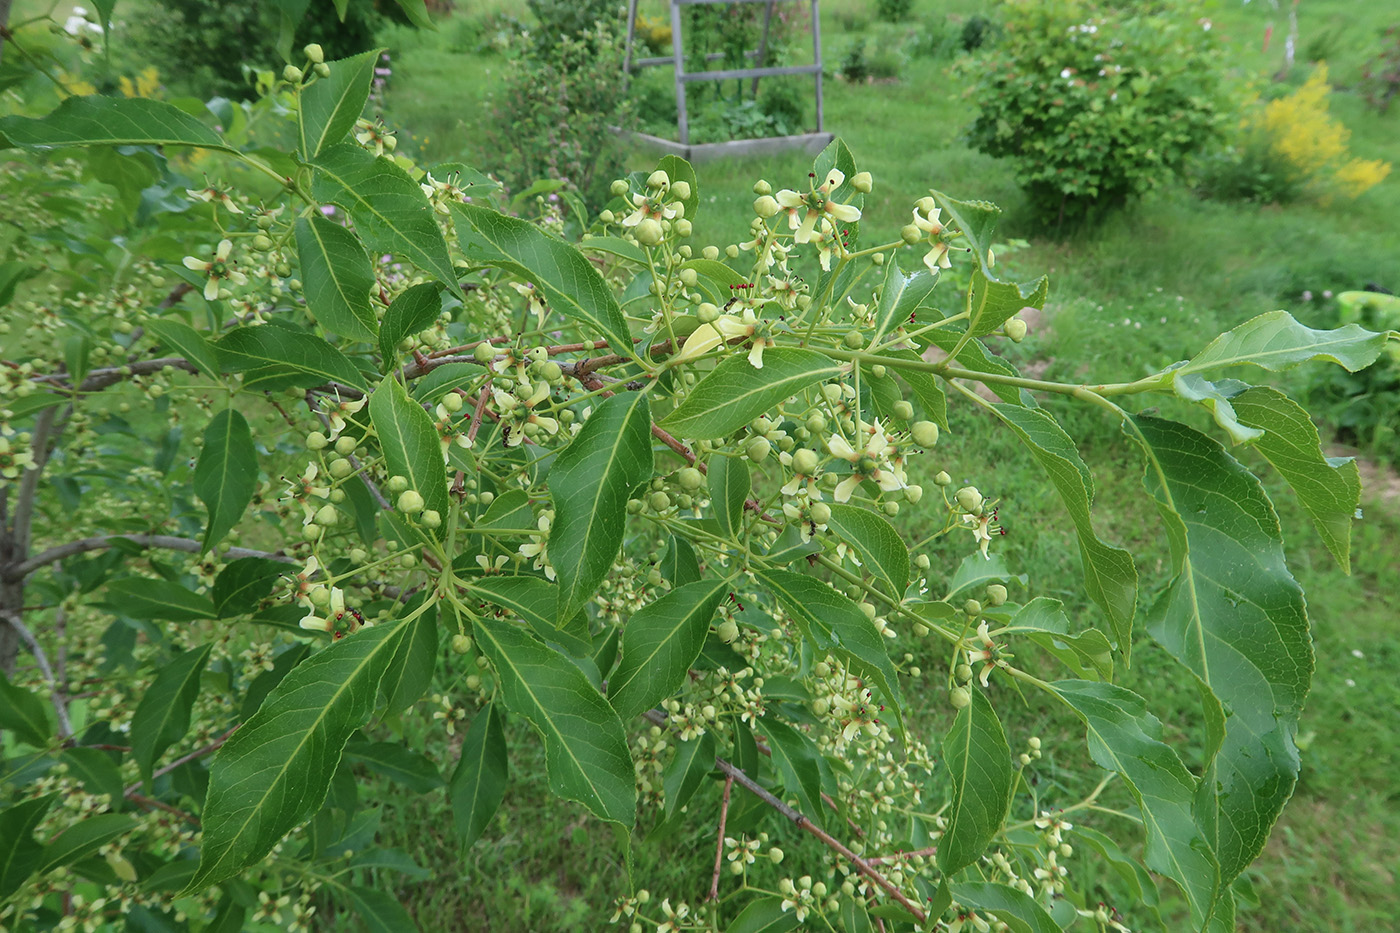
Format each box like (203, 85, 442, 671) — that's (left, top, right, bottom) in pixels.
(966, 0, 1226, 227)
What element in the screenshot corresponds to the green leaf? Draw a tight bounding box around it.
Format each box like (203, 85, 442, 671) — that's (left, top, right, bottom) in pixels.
(378, 282, 442, 368)
(0, 795, 56, 899)
(660, 535, 701, 587)
(663, 349, 846, 440)
(1073, 825, 1160, 914)
(919, 326, 1022, 404)
(929, 191, 1000, 273)
(990, 403, 1136, 654)
(608, 577, 729, 720)
(186, 623, 407, 893)
(0, 96, 226, 150)
(1051, 679, 1221, 929)
(1172, 374, 1263, 446)
(369, 377, 449, 534)
(391, 0, 434, 29)
(452, 202, 634, 355)
(468, 576, 591, 657)
(472, 614, 636, 828)
(450, 703, 507, 847)
(938, 687, 1012, 876)
(726, 897, 801, 933)
(758, 569, 904, 731)
(948, 883, 1061, 933)
(298, 48, 379, 157)
(379, 607, 438, 713)
(65, 334, 91, 388)
(195, 409, 258, 553)
(1230, 387, 1361, 573)
(216, 325, 368, 391)
(581, 236, 648, 265)
(662, 731, 715, 821)
(945, 552, 1020, 602)
(1005, 598, 1113, 681)
(131, 643, 213, 789)
(1127, 415, 1310, 887)
(708, 455, 749, 539)
(62, 747, 125, 805)
(213, 557, 289, 619)
(105, 577, 215, 621)
(38, 814, 136, 875)
(824, 503, 909, 599)
(311, 143, 456, 286)
(146, 319, 223, 380)
(341, 885, 422, 933)
(868, 254, 940, 348)
(967, 268, 1050, 339)
(344, 741, 443, 792)
(0, 669, 52, 746)
(295, 215, 378, 342)
(549, 392, 653, 624)
(761, 719, 825, 825)
(242, 643, 310, 719)
(1173, 310, 1392, 378)
(885, 348, 947, 430)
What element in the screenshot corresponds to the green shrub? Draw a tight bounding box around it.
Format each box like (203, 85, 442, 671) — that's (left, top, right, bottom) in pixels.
(875, 0, 914, 23)
(958, 13, 999, 52)
(965, 0, 1226, 227)
(486, 24, 633, 206)
(906, 16, 956, 59)
(526, 0, 624, 54)
(1359, 25, 1400, 113)
(839, 38, 902, 82)
(1303, 290, 1400, 463)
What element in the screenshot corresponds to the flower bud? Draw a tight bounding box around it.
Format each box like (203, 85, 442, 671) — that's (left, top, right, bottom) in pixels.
(852, 170, 873, 192)
(987, 583, 1008, 606)
(635, 218, 664, 247)
(746, 436, 771, 463)
(883, 501, 899, 516)
(717, 619, 739, 643)
(935, 470, 952, 486)
(328, 458, 354, 478)
(307, 431, 329, 450)
(1028, 736, 1042, 750)
(769, 847, 785, 864)
(675, 219, 692, 237)
(421, 509, 441, 528)
(679, 268, 698, 286)
(843, 330, 864, 349)
(473, 342, 496, 364)
(950, 686, 972, 709)
(649, 491, 671, 512)
(905, 421, 938, 451)
(791, 448, 819, 475)
(387, 475, 409, 493)
(964, 598, 983, 616)
(901, 223, 924, 245)
(1006, 318, 1028, 342)
(892, 400, 914, 420)
(304, 43, 325, 63)
(610, 179, 630, 197)
(904, 484, 923, 504)
(671, 180, 691, 200)
(314, 62, 331, 78)
(283, 65, 304, 83)
(452, 633, 472, 654)
(956, 663, 973, 682)
(810, 502, 832, 525)
(252, 234, 273, 251)
(599, 209, 615, 223)
(753, 195, 779, 218)
(678, 467, 703, 490)
(397, 489, 425, 513)
(872, 252, 884, 266)
(647, 169, 670, 189)
(955, 485, 983, 511)
(914, 554, 931, 570)
(314, 505, 338, 526)
(726, 245, 739, 258)
(752, 179, 773, 195)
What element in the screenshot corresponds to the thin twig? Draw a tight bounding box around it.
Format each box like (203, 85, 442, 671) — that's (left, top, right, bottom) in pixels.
(8, 535, 293, 582)
(710, 774, 733, 902)
(123, 724, 239, 796)
(126, 792, 200, 827)
(1, 609, 73, 738)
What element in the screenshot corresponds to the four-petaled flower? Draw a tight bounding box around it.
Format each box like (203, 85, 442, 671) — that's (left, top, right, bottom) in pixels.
(324, 393, 366, 438)
(966, 620, 1000, 687)
(826, 421, 906, 502)
(673, 308, 769, 368)
(517, 514, 555, 580)
(775, 169, 862, 245)
(911, 196, 952, 272)
(621, 191, 678, 228)
(287, 463, 331, 524)
(182, 238, 247, 300)
(186, 183, 243, 214)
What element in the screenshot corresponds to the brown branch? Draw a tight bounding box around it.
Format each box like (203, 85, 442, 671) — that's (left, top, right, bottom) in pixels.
(7, 535, 293, 583)
(1, 609, 72, 738)
(123, 724, 239, 797)
(865, 846, 938, 865)
(710, 774, 733, 902)
(126, 792, 200, 827)
(466, 380, 491, 445)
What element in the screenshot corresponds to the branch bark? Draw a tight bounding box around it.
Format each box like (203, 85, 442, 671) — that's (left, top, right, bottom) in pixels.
(6, 534, 294, 583)
(1, 609, 72, 738)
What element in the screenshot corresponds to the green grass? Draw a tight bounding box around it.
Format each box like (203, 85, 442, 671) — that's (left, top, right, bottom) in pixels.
(317, 1, 1400, 929)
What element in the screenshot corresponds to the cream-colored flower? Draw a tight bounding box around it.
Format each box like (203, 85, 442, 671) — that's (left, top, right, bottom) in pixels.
(325, 394, 366, 437)
(775, 169, 862, 245)
(671, 309, 757, 366)
(912, 197, 952, 272)
(186, 184, 243, 213)
(826, 422, 905, 502)
(182, 238, 246, 300)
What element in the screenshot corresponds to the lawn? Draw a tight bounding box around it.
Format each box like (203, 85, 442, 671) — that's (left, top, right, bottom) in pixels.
(364, 2, 1400, 930)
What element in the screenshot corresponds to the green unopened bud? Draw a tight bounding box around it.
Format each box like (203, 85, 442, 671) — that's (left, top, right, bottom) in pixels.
(328, 458, 354, 478)
(314, 505, 338, 526)
(679, 268, 698, 286)
(304, 43, 325, 63)
(1006, 318, 1028, 342)
(871, 364, 887, 379)
(397, 489, 424, 513)
(308, 586, 331, 608)
(956, 663, 973, 682)
(904, 484, 924, 504)
(792, 448, 819, 475)
(696, 301, 720, 324)
(935, 470, 952, 486)
(314, 62, 331, 78)
(901, 223, 923, 245)
(647, 169, 670, 188)
(635, 218, 664, 247)
(599, 209, 615, 223)
(843, 330, 864, 349)
(852, 171, 873, 193)
(307, 431, 329, 450)
(950, 686, 972, 709)
(421, 509, 441, 528)
(915, 554, 931, 570)
(753, 195, 779, 218)
(752, 179, 773, 195)
(678, 467, 703, 490)
(809, 502, 832, 525)
(671, 180, 691, 200)
(872, 251, 885, 266)
(387, 475, 409, 493)
(955, 486, 983, 512)
(986, 583, 1008, 606)
(717, 619, 740, 643)
(452, 633, 472, 654)
(334, 436, 356, 456)
(610, 179, 629, 197)
(252, 234, 274, 251)
(883, 501, 900, 516)
(725, 244, 739, 258)
(964, 598, 983, 616)
(649, 491, 672, 511)
(805, 413, 828, 433)
(746, 436, 771, 462)
(911, 420, 939, 447)
(473, 342, 496, 364)
(283, 65, 304, 83)
(675, 219, 692, 237)
(892, 400, 914, 420)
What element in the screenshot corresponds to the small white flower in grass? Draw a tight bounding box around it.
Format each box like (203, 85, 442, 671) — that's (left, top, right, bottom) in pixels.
(182, 239, 247, 300)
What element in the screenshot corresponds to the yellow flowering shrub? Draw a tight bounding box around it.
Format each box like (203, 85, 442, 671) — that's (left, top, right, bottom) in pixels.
(118, 66, 163, 99)
(1242, 65, 1390, 201)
